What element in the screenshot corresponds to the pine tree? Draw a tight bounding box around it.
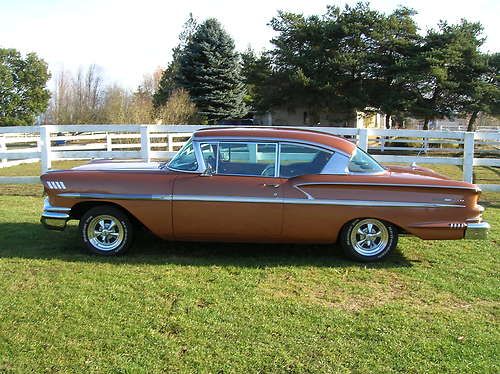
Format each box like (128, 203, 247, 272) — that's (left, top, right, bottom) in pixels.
(176, 18, 248, 124)
(153, 14, 198, 108)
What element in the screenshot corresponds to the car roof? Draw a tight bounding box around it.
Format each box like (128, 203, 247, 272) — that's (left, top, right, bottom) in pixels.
(192, 127, 357, 155)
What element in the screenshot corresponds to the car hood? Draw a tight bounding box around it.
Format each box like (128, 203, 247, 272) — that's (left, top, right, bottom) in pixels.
(71, 160, 162, 171)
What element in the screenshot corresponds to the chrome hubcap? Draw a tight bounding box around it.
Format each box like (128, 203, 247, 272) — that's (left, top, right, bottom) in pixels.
(87, 215, 124, 251)
(350, 219, 389, 256)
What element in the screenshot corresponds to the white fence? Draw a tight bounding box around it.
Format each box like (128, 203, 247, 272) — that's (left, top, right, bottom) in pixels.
(0, 124, 499, 191)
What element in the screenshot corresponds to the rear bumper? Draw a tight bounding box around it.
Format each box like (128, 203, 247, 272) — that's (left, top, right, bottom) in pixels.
(464, 222, 490, 240)
(40, 197, 70, 231)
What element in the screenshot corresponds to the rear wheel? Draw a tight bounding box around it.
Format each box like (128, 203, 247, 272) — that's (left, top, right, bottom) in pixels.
(79, 206, 133, 255)
(340, 218, 398, 262)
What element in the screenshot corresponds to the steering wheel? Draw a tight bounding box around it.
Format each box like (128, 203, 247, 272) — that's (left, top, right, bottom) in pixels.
(261, 164, 275, 177)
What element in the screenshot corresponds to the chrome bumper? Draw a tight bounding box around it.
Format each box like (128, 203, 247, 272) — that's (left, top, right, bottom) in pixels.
(40, 197, 71, 231)
(464, 222, 490, 240)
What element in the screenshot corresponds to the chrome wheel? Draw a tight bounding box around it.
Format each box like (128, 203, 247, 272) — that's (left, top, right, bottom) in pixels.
(86, 215, 124, 252)
(349, 218, 389, 256)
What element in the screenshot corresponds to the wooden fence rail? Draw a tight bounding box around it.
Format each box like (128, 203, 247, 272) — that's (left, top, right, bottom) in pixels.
(0, 124, 498, 191)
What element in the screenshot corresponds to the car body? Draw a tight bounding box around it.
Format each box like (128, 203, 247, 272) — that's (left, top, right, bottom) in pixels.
(40, 127, 490, 261)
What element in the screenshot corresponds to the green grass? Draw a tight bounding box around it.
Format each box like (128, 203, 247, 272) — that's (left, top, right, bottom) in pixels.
(0, 192, 498, 372)
(0, 160, 86, 177)
(0, 161, 498, 372)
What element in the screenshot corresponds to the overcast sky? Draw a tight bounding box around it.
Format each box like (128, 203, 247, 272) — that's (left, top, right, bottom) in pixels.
(1, 0, 499, 89)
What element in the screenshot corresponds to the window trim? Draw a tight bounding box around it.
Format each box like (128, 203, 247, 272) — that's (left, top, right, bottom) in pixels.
(166, 138, 202, 173)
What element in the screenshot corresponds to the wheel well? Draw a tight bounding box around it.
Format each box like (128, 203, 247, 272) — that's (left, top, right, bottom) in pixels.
(337, 217, 407, 241)
(70, 201, 144, 228)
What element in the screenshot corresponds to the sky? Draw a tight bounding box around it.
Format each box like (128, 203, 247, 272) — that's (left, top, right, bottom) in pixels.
(1, 0, 499, 89)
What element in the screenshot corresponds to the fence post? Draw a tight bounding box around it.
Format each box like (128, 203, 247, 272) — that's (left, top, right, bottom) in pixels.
(463, 132, 474, 183)
(140, 125, 151, 162)
(358, 128, 368, 152)
(0, 135, 6, 165)
(167, 134, 173, 152)
(40, 125, 52, 173)
(106, 133, 112, 151)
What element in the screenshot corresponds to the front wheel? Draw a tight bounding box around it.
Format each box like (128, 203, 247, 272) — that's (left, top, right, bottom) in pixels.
(79, 206, 134, 255)
(340, 218, 398, 262)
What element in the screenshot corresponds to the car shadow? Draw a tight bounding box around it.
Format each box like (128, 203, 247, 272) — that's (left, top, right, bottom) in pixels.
(0, 222, 414, 268)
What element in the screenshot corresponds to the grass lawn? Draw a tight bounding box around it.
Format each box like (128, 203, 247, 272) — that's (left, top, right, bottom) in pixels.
(0, 161, 498, 372)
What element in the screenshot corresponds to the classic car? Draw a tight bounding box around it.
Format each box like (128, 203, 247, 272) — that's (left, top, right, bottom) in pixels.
(40, 127, 490, 261)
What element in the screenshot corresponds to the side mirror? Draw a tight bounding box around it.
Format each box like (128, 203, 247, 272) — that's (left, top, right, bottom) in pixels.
(201, 165, 214, 177)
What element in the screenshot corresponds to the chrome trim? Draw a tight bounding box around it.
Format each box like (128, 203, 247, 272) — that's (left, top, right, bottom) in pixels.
(166, 137, 204, 174)
(40, 217, 68, 231)
(55, 191, 466, 207)
(172, 194, 464, 207)
(295, 181, 478, 191)
(43, 197, 71, 212)
(41, 197, 70, 231)
(46, 180, 67, 190)
(42, 211, 70, 219)
(173, 195, 281, 204)
(282, 198, 464, 208)
(58, 192, 172, 201)
(464, 222, 490, 239)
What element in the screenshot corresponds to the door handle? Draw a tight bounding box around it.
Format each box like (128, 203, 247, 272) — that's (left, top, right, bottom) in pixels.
(262, 183, 280, 188)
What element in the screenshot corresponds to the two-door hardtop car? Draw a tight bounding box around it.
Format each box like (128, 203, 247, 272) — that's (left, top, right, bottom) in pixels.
(40, 127, 490, 261)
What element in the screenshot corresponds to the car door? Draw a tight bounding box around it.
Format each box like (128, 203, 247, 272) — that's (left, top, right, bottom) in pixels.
(172, 141, 285, 242)
(276, 142, 342, 243)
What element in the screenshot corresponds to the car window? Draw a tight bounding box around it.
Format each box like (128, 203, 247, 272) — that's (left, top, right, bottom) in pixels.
(200, 143, 218, 170)
(348, 148, 385, 173)
(168, 139, 198, 171)
(217, 142, 277, 177)
(279, 143, 332, 178)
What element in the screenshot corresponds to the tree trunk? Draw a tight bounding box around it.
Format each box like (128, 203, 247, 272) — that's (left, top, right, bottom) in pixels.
(385, 114, 391, 129)
(467, 111, 479, 132)
(423, 117, 430, 130)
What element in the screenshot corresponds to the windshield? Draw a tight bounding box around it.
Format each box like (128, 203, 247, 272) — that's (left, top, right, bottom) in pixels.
(167, 138, 198, 171)
(348, 148, 385, 173)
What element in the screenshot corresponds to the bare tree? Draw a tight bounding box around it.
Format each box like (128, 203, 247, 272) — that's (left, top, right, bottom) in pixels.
(45, 66, 197, 125)
(156, 88, 197, 124)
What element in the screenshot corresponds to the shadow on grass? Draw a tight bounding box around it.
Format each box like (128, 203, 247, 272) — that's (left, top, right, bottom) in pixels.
(0, 222, 413, 268)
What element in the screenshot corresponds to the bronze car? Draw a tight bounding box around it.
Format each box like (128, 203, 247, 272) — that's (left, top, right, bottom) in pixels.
(40, 127, 490, 261)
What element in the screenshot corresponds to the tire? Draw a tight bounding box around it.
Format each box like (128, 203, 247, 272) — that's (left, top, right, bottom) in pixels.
(340, 218, 398, 262)
(79, 206, 134, 256)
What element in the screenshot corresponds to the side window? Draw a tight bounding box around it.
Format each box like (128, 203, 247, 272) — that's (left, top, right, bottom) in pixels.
(200, 143, 217, 170)
(279, 143, 332, 178)
(348, 148, 385, 173)
(168, 139, 198, 171)
(217, 142, 277, 177)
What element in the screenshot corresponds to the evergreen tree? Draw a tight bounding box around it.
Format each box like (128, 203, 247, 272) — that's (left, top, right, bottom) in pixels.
(408, 20, 489, 129)
(460, 52, 499, 131)
(176, 18, 248, 123)
(153, 14, 198, 107)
